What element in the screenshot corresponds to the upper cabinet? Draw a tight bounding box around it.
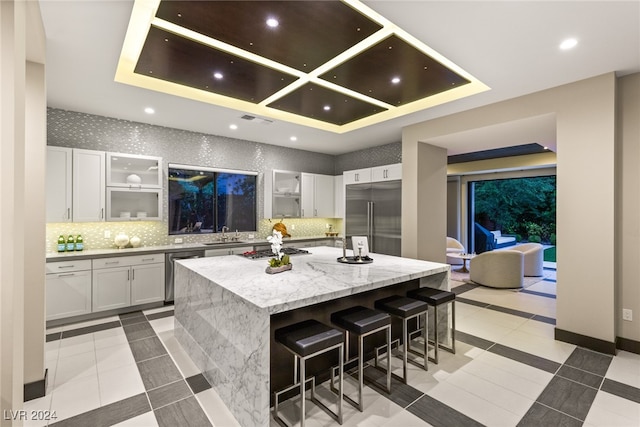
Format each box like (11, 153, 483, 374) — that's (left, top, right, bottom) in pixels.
(301, 173, 334, 218)
(106, 152, 162, 188)
(72, 149, 106, 222)
(343, 163, 402, 185)
(46, 147, 73, 223)
(106, 152, 162, 221)
(265, 170, 301, 218)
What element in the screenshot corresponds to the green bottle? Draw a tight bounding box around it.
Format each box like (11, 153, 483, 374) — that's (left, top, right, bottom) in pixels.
(66, 235, 75, 252)
(75, 234, 84, 251)
(57, 235, 66, 252)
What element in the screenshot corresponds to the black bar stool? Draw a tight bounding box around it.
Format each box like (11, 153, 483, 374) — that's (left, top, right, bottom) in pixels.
(274, 319, 344, 427)
(407, 287, 456, 364)
(330, 306, 392, 412)
(374, 295, 429, 383)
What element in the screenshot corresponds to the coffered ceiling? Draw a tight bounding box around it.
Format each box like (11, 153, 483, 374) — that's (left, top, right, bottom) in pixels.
(40, 1, 640, 155)
(117, 0, 487, 132)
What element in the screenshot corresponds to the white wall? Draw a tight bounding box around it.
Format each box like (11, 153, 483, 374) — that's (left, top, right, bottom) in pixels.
(402, 73, 618, 347)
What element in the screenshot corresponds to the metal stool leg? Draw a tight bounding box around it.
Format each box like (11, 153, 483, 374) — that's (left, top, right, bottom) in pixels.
(299, 357, 306, 427)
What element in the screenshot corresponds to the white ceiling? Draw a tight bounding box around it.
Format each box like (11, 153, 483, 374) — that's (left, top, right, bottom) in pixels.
(39, 0, 640, 156)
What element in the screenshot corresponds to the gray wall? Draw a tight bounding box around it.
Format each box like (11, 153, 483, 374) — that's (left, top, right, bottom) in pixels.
(333, 141, 401, 174)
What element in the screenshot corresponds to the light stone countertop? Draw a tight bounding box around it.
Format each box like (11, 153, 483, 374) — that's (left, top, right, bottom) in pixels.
(176, 246, 450, 314)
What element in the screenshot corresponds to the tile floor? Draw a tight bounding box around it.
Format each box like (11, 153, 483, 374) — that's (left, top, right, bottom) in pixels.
(25, 267, 640, 426)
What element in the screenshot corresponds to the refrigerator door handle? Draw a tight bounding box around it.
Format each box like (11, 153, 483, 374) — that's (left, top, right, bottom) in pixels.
(367, 201, 374, 247)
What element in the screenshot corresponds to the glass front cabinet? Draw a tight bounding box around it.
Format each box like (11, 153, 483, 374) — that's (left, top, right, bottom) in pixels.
(106, 152, 162, 221)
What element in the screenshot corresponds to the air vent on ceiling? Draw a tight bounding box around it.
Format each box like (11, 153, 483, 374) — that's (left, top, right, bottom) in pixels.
(240, 114, 274, 125)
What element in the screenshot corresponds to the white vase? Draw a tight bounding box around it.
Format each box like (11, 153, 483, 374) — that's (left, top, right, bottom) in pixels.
(130, 236, 141, 248)
(114, 233, 129, 249)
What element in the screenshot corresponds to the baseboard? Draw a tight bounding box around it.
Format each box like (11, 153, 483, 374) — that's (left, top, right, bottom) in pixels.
(554, 328, 617, 355)
(616, 336, 640, 355)
(24, 368, 48, 402)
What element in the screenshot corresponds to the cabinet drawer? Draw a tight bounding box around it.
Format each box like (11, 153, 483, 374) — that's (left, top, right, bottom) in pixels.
(93, 254, 164, 269)
(46, 259, 92, 274)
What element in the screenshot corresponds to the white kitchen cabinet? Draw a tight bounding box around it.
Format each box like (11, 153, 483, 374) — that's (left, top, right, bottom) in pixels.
(92, 255, 165, 312)
(301, 173, 335, 218)
(284, 240, 334, 248)
(343, 168, 372, 185)
(131, 262, 165, 305)
(46, 146, 73, 223)
(343, 163, 401, 185)
(106, 152, 162, 188)
(204, 246, 254, 257)
(371, 163, 402, 181)
(73, 148, 106, 222)
(46, 260, 92, 321)
(333, 175, 344, 218)
(106, 188, 161, 221)
(265, 170, 301, 218)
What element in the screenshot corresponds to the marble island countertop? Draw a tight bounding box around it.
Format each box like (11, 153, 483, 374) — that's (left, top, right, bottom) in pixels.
(176, 246, 450, 314)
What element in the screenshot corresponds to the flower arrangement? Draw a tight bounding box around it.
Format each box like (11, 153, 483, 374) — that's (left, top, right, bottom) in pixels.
(266, 230, 291, 269)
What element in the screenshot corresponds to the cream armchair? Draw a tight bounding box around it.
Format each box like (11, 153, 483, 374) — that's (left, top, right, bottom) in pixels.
(510, 243, 544, 276)
(470, 250, 524, 288)
(446, 237, 465, 265)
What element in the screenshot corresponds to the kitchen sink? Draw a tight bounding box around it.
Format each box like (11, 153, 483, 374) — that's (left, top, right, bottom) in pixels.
(203, 240, 246, 245)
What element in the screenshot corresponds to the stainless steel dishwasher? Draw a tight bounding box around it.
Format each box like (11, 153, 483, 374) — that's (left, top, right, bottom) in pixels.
(165, 250, 205, 303)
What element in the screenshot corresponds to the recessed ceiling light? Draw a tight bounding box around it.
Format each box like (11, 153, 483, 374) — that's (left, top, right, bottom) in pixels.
(559, 38, 578, 50)
(323, 105, 331, 111)
(391, 76, 401, 84)
(144, 107, 155, 114)
(213, 72, 224, 80)
(266, 17, 279, 28)
(229, 124, 238, 130)
(290, 136, 297, 142)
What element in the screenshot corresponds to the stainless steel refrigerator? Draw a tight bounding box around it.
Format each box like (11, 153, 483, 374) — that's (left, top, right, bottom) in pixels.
(345, 180, 402, 256)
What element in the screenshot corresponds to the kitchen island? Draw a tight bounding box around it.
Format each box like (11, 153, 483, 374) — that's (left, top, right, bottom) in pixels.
(174, 246, 449, 426)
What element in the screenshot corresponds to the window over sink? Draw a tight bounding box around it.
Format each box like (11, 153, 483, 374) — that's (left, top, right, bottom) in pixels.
(168, 164, 257, 235)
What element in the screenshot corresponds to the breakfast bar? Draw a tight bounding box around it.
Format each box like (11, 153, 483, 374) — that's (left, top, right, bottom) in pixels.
(174, 246, 450, 427)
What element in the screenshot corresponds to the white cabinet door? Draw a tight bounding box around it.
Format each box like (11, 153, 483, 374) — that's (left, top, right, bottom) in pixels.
(300, 173, 315, 218)
(73, 149, 106, 222)
(92, 266, 130, 312)
(46, 270, 92, 320)
(46, 146, 73, 223)
(371, 164, 402, 182)
(107, 152, 162, 188)
(314, 174, 335, 217)
(131, 263, 165, 305)
(333, 175, 344, 219)
(343, 168, 371, 185)
(301, 173, 334, 217)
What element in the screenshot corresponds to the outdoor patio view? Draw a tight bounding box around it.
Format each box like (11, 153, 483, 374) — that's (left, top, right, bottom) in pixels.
(471, 176, 556, 261)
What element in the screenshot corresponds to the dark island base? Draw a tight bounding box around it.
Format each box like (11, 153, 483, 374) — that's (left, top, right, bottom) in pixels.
(269, 279, 423, 402)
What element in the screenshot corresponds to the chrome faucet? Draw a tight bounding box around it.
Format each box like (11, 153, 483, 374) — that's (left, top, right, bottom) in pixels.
(221, 226, 230, 241)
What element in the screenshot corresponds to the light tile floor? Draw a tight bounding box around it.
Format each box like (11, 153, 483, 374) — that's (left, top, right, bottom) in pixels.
(24, 268, 640, 427)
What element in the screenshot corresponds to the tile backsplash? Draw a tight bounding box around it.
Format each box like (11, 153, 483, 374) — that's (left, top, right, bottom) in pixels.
(46, 218, 343, 252)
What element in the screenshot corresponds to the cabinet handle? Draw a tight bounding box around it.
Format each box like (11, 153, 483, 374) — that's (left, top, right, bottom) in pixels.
(301, 209, 304, 217)
(58, 265, 75, 269)
(127, 270, 130, 281)
(101, 208, 104, 219)
(105, 261, 119, 265)
(314, 209, 317, 216)
(132, 270, 135, 280)
(141, 258, 155, 262)
(67, 208, 70, 220)
(355, 173, 359, 182)
(57, 273, 76, 277)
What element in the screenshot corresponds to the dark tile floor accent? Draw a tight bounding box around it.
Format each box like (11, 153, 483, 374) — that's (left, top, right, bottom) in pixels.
(407, 394, 484, 427)
(451, 283, 478, 295)
(536, 376, 599, 420)
(601, 378, 640, 404)
(363, 366, 423, 408)
(455, 330, 494, 350)
(517, 402, 582, 427)
(154, 396, 213, 427)
(532, 314, 556, 325)
(137, 354, 184, 390)
(455, 297, 489, 308)
(146, 309, 175, 321)
(60, 320, 122, 339)
(147, 380, 193, 410)
(123, 321, 156, 342)
(186, 374, 212, 394)
(564, 347, 613, 377)
(557, 365, 604, 389)
(46, 332, 62, 342)
(489, 343, 562, 374)
(49, 393, 150, 427)
(488, 305, 536, 319)
(120, 314, 149, 326)
(521, 289, 557, 299)
(129, 336, 168, 362)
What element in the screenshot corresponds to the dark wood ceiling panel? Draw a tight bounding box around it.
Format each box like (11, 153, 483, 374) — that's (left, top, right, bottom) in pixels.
(267, 83, 387, 125)
(155, 0, 382, 72)
(320, 35, 470, 106)
(134, 26, 298, 103)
